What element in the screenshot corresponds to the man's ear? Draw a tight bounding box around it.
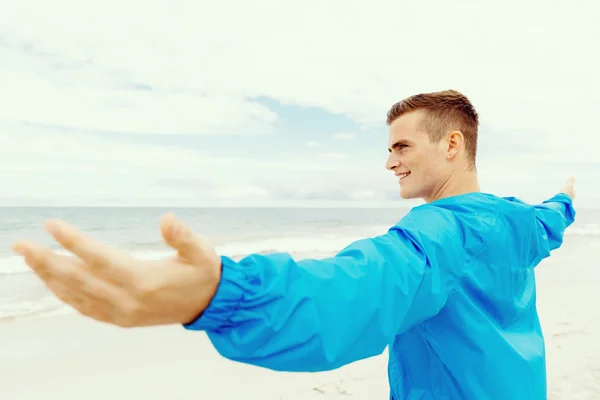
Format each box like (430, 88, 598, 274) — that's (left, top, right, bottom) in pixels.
(446, 131, 464, 159)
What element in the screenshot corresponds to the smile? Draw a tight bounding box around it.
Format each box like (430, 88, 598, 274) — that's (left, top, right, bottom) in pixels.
(398, 172, 411, 182)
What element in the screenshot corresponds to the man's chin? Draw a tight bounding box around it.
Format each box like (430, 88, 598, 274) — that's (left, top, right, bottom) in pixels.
(399, 188, 415, 200)
(400, 185, 427, 200)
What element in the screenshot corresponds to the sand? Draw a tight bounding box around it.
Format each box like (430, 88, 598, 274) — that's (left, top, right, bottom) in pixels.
(1, 244, 598, 399)
(0, 313, 391, 399)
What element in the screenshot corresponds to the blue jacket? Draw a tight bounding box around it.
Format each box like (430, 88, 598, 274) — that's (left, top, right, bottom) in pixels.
(184, 192, 575, 399)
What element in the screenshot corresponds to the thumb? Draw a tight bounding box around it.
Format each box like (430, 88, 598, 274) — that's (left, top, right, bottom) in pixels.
(159, 213, 219, 266)
(560, 176, 576, 200)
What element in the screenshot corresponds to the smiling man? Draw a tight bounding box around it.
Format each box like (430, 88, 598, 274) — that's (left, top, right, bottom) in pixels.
(14, 90, 576, 400)
(385, 91, 481, 202)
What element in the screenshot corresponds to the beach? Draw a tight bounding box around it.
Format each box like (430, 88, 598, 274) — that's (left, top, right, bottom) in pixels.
(0, 312, 391, 399)
(1, 207, 599, 399)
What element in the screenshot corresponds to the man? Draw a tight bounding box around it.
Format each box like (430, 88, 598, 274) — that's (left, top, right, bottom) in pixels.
(13, 90, 576, 399)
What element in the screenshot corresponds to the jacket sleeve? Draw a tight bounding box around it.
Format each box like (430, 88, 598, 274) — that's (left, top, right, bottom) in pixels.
(531, 192, 576, 265)
(183, 208, 461, 372)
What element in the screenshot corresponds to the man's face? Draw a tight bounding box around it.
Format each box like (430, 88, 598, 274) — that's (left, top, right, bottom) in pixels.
(385, 110, 451, 202)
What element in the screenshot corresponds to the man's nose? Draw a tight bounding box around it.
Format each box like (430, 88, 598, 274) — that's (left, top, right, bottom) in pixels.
(385, 155, 399, 171)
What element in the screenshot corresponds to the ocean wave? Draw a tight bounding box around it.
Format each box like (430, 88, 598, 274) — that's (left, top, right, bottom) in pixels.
(0, 296, 70, 323)
(0, 223, 598, 276)
(566, 224, 600, 236)
(0, 232, 373, 276)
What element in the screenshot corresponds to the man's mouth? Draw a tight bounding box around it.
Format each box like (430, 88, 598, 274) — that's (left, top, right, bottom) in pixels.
(398, 172, 411, 182)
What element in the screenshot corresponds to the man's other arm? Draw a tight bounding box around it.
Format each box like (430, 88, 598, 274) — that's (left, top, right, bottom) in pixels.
(531, 192, 576, 265)
(183, 208, 461, 373)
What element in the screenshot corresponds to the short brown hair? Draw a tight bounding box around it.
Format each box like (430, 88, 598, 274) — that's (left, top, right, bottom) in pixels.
(386, 89, 479, 166)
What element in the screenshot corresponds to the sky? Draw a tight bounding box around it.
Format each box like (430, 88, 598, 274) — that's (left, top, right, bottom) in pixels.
(0, 0, 598, 208)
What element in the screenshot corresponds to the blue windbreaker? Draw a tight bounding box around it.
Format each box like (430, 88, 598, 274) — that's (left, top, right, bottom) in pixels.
(184, 192, 575, 399)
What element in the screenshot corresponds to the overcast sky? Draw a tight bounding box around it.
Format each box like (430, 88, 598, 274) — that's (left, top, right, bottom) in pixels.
(0, 0, 598, 207)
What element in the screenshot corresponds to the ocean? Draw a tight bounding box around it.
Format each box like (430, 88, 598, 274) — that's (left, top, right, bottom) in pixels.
(0, 206, 599, 323)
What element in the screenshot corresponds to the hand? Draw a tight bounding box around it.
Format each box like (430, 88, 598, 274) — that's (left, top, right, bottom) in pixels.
(560, 176, 576, 200)
(12, 213, 222, 327)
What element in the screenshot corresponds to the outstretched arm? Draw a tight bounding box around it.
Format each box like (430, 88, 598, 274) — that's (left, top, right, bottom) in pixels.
(184, 209, 462, 372)
(531, 191, 576, 265)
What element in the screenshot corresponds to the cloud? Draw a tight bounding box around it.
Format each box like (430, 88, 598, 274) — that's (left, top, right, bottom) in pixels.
(332, 133, 355, 140)
(317, 152, 351, 160)
(0, 123, 390, 205)
(210, 184, 270, 201)
(4, 1, 597, 138)
(0, 29, 277, 136)
(0, 0, 598, 206)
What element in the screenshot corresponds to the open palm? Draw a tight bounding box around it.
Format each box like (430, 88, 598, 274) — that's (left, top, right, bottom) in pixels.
(12, 213, 221, 327)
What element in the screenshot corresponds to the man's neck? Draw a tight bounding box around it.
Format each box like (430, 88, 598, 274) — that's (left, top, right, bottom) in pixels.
(427, 170, 480, 203)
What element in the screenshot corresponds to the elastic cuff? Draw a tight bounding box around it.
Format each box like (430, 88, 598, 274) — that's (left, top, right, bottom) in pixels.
(545, 192, 576, 224)
(552, 192, 573, 204)
(183, 256, 246, 331)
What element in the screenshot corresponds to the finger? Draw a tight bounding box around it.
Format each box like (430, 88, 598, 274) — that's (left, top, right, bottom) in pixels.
(160, 213, 198, 257)
(46, 279, 115, 324)
(44, 219, 133, 282)
(159, 213, 217, 265)
(44, 219, 114, 264)
(16, 239, 90, 286)
(567, 176, 575, 186)
(13, 240, 62, 281)
(14, 242, 123, 322)
(15, 238, 120, 295)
